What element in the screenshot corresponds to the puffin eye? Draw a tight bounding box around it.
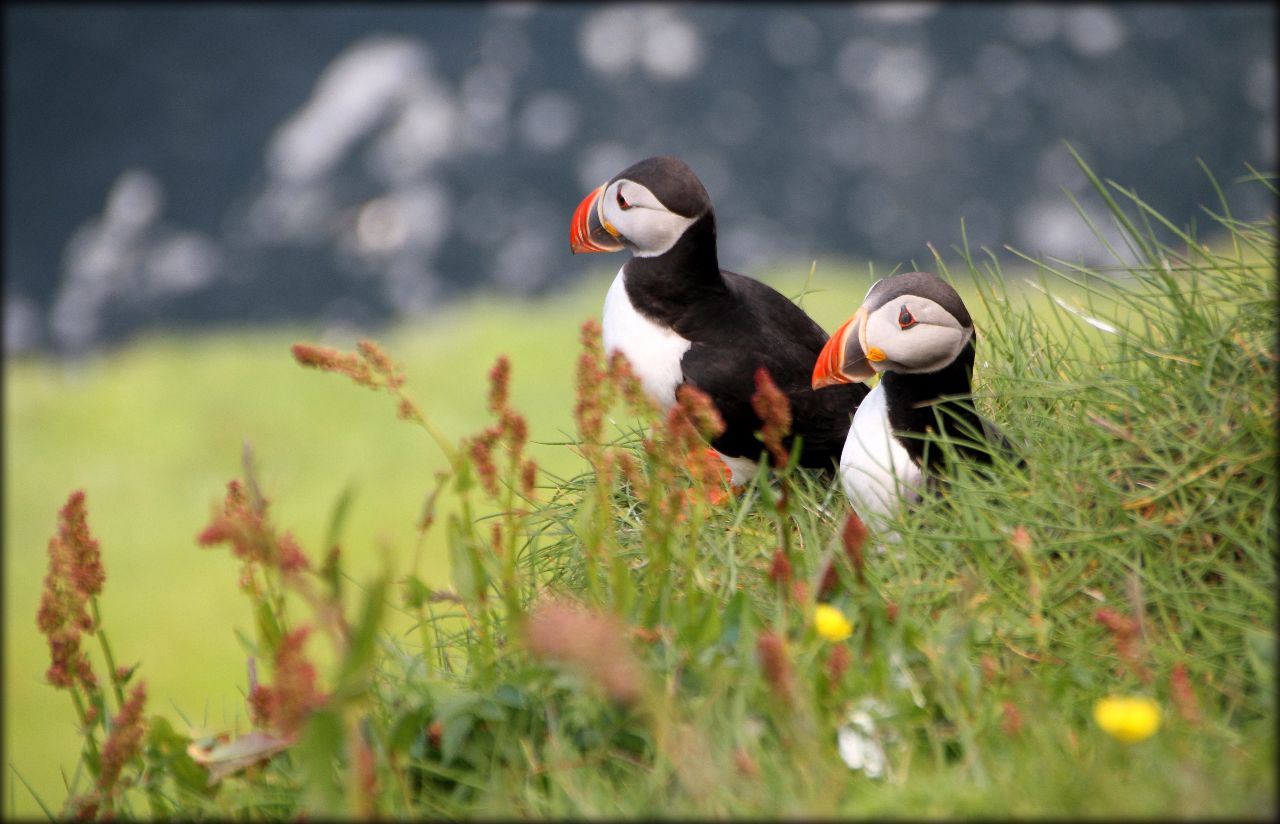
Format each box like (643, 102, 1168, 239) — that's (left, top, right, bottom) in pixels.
(616, 189, 631, 210)
(898, 305, 917, 329)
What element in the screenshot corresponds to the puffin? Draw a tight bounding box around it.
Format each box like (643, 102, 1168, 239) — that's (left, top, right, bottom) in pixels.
(810, 271, 1017, 524)
(569, 155, 868, 484)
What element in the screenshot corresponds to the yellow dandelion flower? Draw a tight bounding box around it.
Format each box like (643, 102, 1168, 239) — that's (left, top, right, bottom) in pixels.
(1093, 696, 1162, 743)
(814, 604, 853, 642)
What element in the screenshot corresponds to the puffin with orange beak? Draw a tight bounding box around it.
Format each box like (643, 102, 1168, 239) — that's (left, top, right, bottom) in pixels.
(812, 271, 1017, 523)
(571, 155, 867, 483)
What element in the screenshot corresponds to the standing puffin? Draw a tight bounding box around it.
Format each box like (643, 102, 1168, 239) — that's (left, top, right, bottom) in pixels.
(810, 271, 1016, 523)
(570, 155, 867, 483)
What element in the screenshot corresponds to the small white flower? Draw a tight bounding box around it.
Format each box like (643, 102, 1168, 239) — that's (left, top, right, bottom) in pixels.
(836, 697, 893, 778)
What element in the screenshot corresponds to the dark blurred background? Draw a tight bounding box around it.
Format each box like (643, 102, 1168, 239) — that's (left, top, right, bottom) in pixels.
(4, 3, 1275, 355)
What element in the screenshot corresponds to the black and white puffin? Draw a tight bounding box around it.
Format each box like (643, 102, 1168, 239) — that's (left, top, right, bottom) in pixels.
(570, 155, 868, 483)
(810, 271, 1015, 523)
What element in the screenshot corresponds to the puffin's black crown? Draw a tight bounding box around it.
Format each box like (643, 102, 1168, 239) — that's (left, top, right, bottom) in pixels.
(866, 272, 972, 328)
(610, 155, 711, 220)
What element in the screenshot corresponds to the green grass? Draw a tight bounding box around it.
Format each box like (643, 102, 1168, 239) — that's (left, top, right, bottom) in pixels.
(6, 161, 1276, 818)
(3, 265, 880, 817)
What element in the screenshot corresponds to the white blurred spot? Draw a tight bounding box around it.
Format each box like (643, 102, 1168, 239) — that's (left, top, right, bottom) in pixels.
(352, 184, 451, 258)
(1063, 6, 1126, 58)
(371, 84, 459, 182)
(837, 718, 885, 777)
(1016, 200, 1087, 259)
(105, 169, 164, 234)
(579, 7, 637, 76)
(836, 39, 933, 121)
(642, 10, 703, 81)
(51, 168, 166, 351)
(855, 3, 939, 25)
(518, 91, 580, 152)
(835, 37, 880, 89)
(397, 183, 452, 251)
(579, 6, 703, 82)
(764, 11, 821, 69)
(355, 196, 408, 256)
(1014, 198, 1131, 264)
(267, 37, 435, 183)
(143, 232, 221, 294)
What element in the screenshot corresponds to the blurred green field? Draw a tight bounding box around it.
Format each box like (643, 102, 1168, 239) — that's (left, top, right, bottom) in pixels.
(4, 259, 896, 816)
(5, 282, 564, 815)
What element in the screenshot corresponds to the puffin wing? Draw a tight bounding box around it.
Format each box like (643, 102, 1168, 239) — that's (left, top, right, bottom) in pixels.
(979, 415, 1026, 469)
(673, 271, 868, 467)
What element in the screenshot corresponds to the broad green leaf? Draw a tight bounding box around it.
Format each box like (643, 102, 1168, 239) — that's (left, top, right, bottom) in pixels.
(334, 571, 390, 701)
(298, 708, 345, 817)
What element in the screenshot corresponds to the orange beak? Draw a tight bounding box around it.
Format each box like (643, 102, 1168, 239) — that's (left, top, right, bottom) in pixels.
(812, 305, 878, 389)
(570, 184, 625, 254)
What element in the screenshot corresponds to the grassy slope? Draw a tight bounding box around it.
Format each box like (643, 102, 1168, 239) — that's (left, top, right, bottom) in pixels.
(4, 263, 876, 817)
(6, 201, 1276, 817)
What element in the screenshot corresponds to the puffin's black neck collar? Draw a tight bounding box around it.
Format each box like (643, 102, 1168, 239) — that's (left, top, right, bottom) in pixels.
(880, 339, 989, 471)
(621, 211, 726, 321)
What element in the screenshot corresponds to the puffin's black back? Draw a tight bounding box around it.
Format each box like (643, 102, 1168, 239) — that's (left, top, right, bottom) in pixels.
(678, 271, 867, 468)
(625, 240, 868, 468)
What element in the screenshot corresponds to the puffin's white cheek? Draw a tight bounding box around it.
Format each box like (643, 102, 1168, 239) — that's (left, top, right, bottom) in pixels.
(628, 211, 696, 258)
(890, 327, 966, 372)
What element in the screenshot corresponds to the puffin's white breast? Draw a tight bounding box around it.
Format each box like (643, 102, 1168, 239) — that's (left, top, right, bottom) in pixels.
(601, 268, 692, 410)
(839, 382, 923, 526)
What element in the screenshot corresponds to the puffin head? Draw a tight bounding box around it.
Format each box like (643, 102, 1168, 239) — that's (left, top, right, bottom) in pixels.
(570, 155, 712, 258)
(812, 271, 974, 388)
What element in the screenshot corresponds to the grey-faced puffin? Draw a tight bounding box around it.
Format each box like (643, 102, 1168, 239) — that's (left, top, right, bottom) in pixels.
(810, 271, 1016, 524)
(570, 155, 868, 484)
